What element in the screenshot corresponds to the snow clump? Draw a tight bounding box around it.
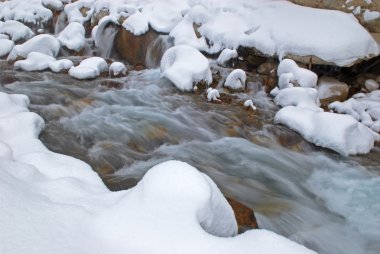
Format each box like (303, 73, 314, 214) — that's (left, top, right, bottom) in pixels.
(224, 69, 246, 90)
(57, 22, 86, 52)
(69, 57, 108, 79)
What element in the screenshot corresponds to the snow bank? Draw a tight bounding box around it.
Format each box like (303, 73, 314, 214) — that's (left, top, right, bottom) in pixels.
(160, 45, 212, 91)
(0, 91, 316, 254)
(109, 62, 127, 77)
(0, 20, 34, 41)
(275, 106, 380, 156)
(224, 69, 246, 90)
(57, 22, 86, 52)
(7, 34, 60, 61)
(14, 52, 56, 71)
(0, 39, 14, 57)
(69, 57, 108, 79)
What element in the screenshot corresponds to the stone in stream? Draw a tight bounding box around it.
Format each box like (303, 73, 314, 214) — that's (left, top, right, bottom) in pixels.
(317, 76, 349, 106)
(226, 197, 258, 233)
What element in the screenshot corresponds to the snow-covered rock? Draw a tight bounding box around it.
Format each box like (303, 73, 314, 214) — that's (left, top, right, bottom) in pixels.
(0, 39, 14, 58)
(122, 11, 149, 36)
(217, 49, 238, 67)
(160, 45, 212, 91)
(0, 20, 34, 41)
(64, 0, 94, 24)
(278, 73, 294, 90)
(49, 59, 74, 73)
(69, 57, 108, 79)
(207, 88, 220, 102)
(224, 69, 246, 90)
(244, 99, 257, 110)
(109, 62, 127, 77)
(57, 22, 86, 52)
(0, 91, 316, 254)
(275, 106, 380, 156)
(7, 34, 60, 62)
(275, 87, 321, 111)
(277, 59, 318, 88)
(14, 52, 56, 71)
(0, 0, 53, 24)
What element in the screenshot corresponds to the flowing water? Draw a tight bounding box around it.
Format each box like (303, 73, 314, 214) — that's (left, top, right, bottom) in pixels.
(1, 58, 379, 254)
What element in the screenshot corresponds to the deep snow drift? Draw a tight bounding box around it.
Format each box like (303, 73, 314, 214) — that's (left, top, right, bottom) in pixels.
(0, 92, 316, 253)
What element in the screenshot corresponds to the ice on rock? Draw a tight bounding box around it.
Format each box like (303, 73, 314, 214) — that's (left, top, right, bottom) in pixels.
(14, 52, 56, 71)
(122, 11, 149, 36)
(217, 49, 238, 67)
(278, 59, 318, 88)
(160, 45, 212, 91)
(109, 62, 127, 77)
(224, 69, 246, 90)
(7, 34, 60, 62)
(364, 79, 379, 92)
(57, 22, 86, 52)
(0, 20, 34, 42)
(207, 88, 220, 102)
(275, 106, 380, 156)
(49, 59, 74, 73)
(0, 39, 14, 58)
(274, 87, 322, 111)
(69, 57, 108, 79)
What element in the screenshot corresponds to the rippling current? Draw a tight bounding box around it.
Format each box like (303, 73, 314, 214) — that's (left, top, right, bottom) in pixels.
(1, 60, 379, 254)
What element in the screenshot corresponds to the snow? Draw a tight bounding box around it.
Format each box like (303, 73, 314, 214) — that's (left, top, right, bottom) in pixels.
(275, 106, 380, 156)
(224, 69, 246, 90)
(277, 59, 318, 88)
(244, 99, 257, 110)
(274, 87, 322, 111)
(49, 59, 74, 72)
(160, 45, 212, 91)
(317, 76, 348, 100)
(217, 49, 238, 67)
(207, 88, 220, 102)
(278, 73, 294, 90)
(0, 0, 53, 24)
(57, 22, 86, 52)
(363, 9, 380, 22)
(42, 0, 64, 11)
(0, 91, 316, 254)
(122, 11, 149, 36)
(0, 39, 15, 58)
(14, 52, 56, 71)
(64, 0, 95, 24)
(69, 57, 108, 79)
(0, 20, 34, 41)
(7, 34, 60, 62)
(109, 62, 127, 76)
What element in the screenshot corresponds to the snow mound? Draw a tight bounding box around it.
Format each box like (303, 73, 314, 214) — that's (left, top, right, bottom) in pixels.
(69, 57, 108, 79)
(161, 45, 212, 91)
(275, 106, 380, 156)
(57, 22, 86, 52)
(49, 59, 74, 73)
(7, 34, 60, 62)
(109, 62, 127, 77)
(0, 91, 317, 254)
(274, 87, 321, 111)
(14, 52, 56, 71)
(207, 88, 220, 102)
(122, 11, 149, 36)
(278, 73, 294, 90)
(0, 0, 53, 24)
(224, 69, 246, 90)
(244, 99, 257, 110)
(64, 0, 94, 24)
(217, 49, 238, 67)
(0, 39, 14, 57)
(277, 59, 318, 88)
(0, 20, 34, 41)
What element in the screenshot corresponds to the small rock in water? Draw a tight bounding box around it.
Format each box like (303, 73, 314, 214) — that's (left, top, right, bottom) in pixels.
(364, 79, 379, 92)
(243, 99, 257, 110)
(226, 197, 258, 233)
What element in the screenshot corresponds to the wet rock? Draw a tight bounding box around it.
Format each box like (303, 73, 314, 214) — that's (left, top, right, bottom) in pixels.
(262, 76, 277, 93)
(365, 79, 380, 92)
(317, 76, 349, 106)
(100, 80, 124, 89)
(92, 9, 110, 28)
(115, 28, 161, 67)
(226, 197, 258, 233)
(257, 60, 278, 76)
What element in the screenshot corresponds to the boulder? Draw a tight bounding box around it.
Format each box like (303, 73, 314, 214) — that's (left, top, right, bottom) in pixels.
(317, 76, 349, 106)
(226, 197, 258, 233)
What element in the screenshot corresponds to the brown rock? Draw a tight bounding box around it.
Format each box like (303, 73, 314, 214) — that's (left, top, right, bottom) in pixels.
(317, 76, 349, 106)
(226, 197, 258, 233)
(257, 61, 277, 76)
(115, 28, 162, 67)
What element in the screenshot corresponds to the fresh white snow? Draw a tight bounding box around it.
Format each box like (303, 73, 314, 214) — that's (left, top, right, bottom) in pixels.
(0, 39, 15, 57)
(109, 62, 127, 77)
(14, 52, 56, 71)
(0, 20, 34, 41)
(160, 45, 212, 91)
(69, 57, 108, 79)
(224, 69, 246, 90)
(57, 22, 86, 52)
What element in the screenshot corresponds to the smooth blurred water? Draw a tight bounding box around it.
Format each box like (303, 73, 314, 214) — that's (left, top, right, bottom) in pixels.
(1, 61, 379, 254)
